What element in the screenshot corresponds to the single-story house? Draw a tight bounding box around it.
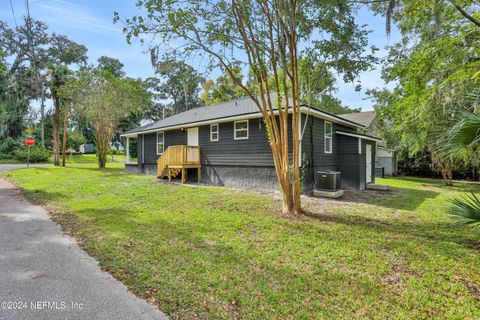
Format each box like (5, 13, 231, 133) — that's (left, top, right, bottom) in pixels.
(121, 96, 381, 191)
(339, 111, 398, 176)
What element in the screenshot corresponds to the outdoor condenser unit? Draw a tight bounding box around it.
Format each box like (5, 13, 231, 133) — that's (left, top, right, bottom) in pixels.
(315, 171, 341, 191)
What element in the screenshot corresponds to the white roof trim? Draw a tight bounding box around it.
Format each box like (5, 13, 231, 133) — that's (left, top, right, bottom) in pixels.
(121, 106, 364, 137)
(335, 130, 382, 142)
(301, 107, 364, 129)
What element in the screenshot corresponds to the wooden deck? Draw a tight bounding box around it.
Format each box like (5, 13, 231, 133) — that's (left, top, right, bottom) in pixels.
(157, 145, 201, 183)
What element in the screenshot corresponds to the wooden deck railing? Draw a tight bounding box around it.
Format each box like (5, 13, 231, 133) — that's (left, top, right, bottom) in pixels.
(157, 145, 200, 178)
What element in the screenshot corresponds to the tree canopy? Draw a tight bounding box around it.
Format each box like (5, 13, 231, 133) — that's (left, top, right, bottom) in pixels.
(200, 66, 245, 106)
(366, 0, 480, 180)
(61, 66, 150, 168)
(145, 57, 205, 119)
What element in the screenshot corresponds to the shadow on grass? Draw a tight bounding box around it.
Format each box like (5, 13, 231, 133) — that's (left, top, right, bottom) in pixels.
(337, 185, 440, 211)
(72, 200, 480, 260)
(22, 188, 71, 202)
(302, 209, 480, 251)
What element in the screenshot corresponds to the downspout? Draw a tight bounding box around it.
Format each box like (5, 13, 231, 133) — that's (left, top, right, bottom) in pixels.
(299, 103, 317, 189)
(310, 120, 317, 188)
(300, 103, 311, 140)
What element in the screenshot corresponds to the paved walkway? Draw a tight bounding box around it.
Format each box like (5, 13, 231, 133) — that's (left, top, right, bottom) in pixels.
(0, 178, 167, 320)
(0, 164, 49, 172)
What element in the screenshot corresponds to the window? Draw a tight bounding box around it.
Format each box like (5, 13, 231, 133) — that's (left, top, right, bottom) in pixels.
(324, 121, 332, 153)
(157, 131, 164, 155)
(234, 120, 249, 140)
(210, 124, 219, 142)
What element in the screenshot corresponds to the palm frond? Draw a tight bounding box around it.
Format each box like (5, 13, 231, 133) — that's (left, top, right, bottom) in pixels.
(447, 193, 480, 226)
(441, 110, 480, 157)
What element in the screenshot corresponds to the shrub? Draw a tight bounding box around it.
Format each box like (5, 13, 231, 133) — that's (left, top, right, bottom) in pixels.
(15, 146, 51, 163)
(0, 153, 11, 160)
(0, 137, 21, 157)
(110, 148, 124, 155)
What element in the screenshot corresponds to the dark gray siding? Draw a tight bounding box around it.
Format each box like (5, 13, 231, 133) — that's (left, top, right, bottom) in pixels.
(165, 129, 187, 147)
(141, 129, 187, 164)
(336, 136, 376, 189)
(126, 112, 371, 191)
(337, 135, 362, 189)
(301, 115, 357, 191)
(142, 132, 157, 164)
(199, 117, 275, 166)
(137, 135, 143, 164)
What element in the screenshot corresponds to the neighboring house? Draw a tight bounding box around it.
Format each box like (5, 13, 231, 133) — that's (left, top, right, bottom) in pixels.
(121, 96, 381, 191)
(79, 143, 96, 154)
(339, 111, 398, 176)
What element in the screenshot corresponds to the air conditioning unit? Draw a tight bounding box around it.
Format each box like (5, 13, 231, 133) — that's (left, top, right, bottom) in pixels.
(315, 171, 341, 191)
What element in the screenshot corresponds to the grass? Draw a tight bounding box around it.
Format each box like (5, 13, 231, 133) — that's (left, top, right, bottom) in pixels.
(2, 166, 480, 319)
(0, 154, 129, 165)
(0, 159, 24, 164)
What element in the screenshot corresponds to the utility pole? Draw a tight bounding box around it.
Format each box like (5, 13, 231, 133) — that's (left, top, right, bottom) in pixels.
(40, 81, 45, 146)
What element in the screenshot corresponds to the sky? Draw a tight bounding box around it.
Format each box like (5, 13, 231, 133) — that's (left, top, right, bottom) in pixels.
(1, 0, 401, 112)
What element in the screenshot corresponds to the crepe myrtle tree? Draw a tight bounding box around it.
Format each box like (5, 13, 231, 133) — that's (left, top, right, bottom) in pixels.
(62, 67, 149, 169)
(117, 0, 376, 214)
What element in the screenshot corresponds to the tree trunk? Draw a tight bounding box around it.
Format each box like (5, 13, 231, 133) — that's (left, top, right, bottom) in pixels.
(97, 147, 107, 169)
(435, 157, 453, 186)
(224, 0, 303, 214)
(61, 107, 68, 167)
(98, 155, 107, 169)
(52, 91, 61, 166)
(96, 133, 108, 169)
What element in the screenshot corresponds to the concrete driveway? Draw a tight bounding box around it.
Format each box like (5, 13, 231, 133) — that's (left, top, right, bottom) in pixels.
(0, 178, 167, 320)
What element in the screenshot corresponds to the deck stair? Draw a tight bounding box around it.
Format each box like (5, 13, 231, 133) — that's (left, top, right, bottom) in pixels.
(157, 145, 201, 183)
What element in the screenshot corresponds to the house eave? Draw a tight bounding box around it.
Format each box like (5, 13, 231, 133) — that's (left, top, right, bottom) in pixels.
(335, 130, 382, 142)
(120, 106, 365, 137)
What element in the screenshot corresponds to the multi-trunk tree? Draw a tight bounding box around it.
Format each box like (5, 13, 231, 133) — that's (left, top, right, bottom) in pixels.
(118, 0, 376, 214)
(61, 65, 149, 169)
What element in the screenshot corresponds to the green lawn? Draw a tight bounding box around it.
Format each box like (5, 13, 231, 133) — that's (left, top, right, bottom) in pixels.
(0, 159, 24, 164)
(2, 166, 480, 319)
(0, 154, 128, 165)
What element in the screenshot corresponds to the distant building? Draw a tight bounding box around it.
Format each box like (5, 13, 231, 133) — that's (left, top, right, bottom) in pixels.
(79, 143, 96, 154)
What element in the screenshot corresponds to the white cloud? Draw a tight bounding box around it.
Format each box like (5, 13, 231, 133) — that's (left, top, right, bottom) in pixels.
(32, 0, 121, 35)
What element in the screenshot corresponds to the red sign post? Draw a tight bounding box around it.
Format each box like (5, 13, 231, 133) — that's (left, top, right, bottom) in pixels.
(24, 132, 36, 168)
(25, 137, 35, 146)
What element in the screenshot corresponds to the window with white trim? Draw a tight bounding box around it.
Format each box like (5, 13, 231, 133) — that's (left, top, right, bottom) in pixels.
(156, 131, 164, 155)
(210, 124, 219, 141)
(234, 120, 249, 140)
(324, 121, 332, 153)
